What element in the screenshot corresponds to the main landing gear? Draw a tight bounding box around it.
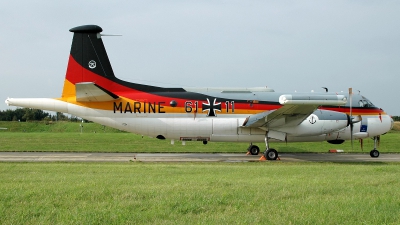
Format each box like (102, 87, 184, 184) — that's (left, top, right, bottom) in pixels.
(247, 132, 279, 160)
(263, 132, 279, 160)
(264, 149, 278, 160)
(370, 136, 380, 158)
(247, 144, 279, 160)
(247, 143, 260, 155)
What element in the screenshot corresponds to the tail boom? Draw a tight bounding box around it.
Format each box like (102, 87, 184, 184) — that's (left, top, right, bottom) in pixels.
(5, 98, 69, 113)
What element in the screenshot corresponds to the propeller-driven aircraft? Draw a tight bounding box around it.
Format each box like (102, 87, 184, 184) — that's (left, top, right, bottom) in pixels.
(5, 25, 394, 160)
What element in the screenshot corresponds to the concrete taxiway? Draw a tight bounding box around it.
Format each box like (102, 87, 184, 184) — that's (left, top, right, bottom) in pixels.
(0, 152, 400, 162)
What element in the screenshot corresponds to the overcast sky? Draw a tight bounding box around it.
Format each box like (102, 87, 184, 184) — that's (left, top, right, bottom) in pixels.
(1, 1, 399, 115)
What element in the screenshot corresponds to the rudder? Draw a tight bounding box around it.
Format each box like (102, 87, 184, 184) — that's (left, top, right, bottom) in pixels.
(62, 25, 115, 98)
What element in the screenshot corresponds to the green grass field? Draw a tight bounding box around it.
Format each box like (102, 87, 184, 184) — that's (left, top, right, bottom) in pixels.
(1, 121, 400, 224)
(1, 162, 400, 224)
(0, 132, 398, 153)
(0, 121, 399, 153)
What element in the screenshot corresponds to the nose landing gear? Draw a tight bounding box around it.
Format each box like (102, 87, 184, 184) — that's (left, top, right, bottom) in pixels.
(369, 136, 380, 158)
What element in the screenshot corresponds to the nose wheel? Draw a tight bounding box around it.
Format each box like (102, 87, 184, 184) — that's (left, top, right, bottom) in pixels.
(370, 149, 379, 158)
(369, 136, 380, 158)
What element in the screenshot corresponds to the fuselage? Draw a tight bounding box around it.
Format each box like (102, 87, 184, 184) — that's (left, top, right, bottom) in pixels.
(5, 89, 392, 144)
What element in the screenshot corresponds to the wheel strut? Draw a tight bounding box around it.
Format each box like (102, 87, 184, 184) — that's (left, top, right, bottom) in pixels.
(261, 131, 279, 160)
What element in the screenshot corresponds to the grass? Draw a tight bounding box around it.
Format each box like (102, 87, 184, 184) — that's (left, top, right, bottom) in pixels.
(4, 121, 399, 133)
(0, 130, 398, 153)
(0, 121, 124, 133)
(393, 121, 400, 131)
(1, 121, 399, 224)
(0, 121, 400, 153)
(0, 162, 399, 224)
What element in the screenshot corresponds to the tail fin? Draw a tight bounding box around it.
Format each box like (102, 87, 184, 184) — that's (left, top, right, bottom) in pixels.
(62, 25, 115, 98)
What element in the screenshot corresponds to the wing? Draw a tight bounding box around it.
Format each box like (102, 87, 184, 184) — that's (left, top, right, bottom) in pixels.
(75, 82, 119, 102)
(242, 94, 347, 128)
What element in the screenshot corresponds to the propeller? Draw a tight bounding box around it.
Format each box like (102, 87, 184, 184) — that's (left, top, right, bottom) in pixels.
(349, 88, 354, 149)
(347, 88, 362, 149)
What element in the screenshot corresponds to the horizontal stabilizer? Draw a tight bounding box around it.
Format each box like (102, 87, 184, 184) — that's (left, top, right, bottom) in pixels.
(76, 82, 119, 102)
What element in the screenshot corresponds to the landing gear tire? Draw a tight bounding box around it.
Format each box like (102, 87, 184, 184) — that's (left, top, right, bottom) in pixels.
(370, 149, 380, 158)
(264, 149, 278, 160)
(248, 145, 260, 155)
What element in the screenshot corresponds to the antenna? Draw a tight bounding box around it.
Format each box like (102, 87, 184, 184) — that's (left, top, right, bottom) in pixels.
(100, 34, 123, 36)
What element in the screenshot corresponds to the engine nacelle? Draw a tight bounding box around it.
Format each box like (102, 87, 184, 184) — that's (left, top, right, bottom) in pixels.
(277, 110, 349, 136)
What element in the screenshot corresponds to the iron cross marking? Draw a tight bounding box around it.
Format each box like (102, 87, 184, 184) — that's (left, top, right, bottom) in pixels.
(202, 98, 221, 117)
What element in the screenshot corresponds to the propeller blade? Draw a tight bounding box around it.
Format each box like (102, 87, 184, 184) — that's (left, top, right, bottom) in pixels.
(359, 139, 363, 151)
(349, 88, 353, 149)
(350, 122, 354, 149)
(349, 87, 353, 117)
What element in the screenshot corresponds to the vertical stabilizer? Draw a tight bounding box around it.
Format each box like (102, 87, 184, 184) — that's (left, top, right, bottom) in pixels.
(62, 25, 115, 98)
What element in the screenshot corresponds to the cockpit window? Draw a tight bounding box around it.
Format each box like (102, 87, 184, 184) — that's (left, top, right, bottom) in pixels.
(358, 97, 375, 108)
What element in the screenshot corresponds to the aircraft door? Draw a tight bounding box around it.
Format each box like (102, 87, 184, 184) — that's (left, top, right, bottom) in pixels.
(212, 119, 238, 135)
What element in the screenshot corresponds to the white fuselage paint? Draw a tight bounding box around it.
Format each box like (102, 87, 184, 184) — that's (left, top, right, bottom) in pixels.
(5, 98, 393, 144)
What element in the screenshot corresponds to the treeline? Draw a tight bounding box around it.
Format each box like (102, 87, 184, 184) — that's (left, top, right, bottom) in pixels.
(0, 108, 82, 122)
(393, 116, 400, 122)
